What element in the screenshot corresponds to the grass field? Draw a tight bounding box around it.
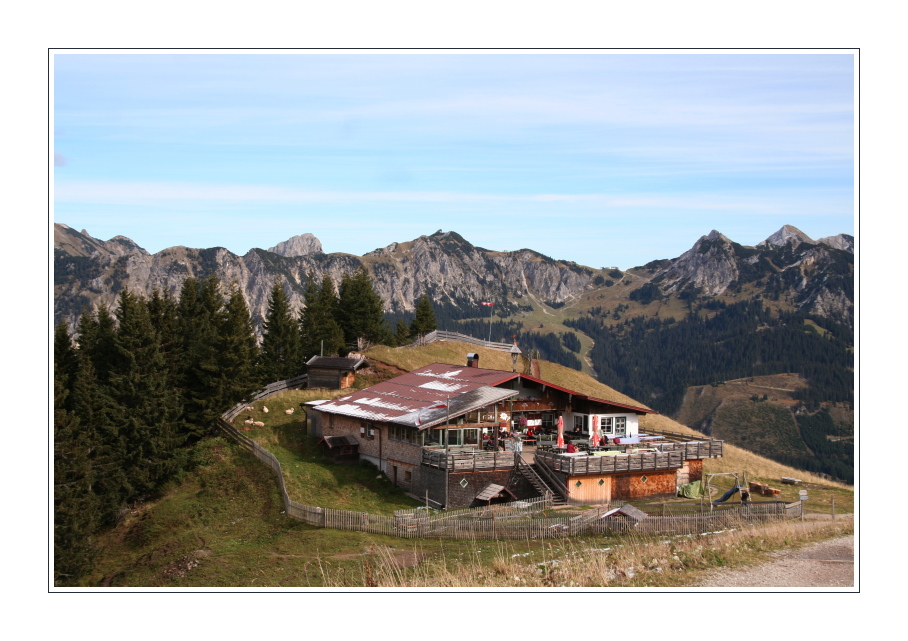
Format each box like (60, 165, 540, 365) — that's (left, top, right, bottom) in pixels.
(233, 389, 421, 514)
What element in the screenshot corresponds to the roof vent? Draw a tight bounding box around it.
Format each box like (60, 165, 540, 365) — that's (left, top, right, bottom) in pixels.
(466, 353, 479, 368)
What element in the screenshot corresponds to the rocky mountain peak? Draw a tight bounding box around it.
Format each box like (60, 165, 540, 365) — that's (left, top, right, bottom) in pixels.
(54, 223, 147, 258)
(654, 229, 739, 296)
(817, 233, 854, 253)
(704, 229, 731, 243)
(758, 225, 815, 249)
(267, 233, 323, 257)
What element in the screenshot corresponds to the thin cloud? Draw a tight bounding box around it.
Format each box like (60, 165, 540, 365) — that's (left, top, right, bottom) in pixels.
(54, 152, 67, 167)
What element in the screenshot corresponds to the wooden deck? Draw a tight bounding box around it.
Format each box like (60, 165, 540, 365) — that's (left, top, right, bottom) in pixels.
(535, 439, 723, 476)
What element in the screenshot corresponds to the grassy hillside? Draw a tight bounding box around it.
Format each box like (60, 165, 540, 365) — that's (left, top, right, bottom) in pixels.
(676, 374, 854, 483)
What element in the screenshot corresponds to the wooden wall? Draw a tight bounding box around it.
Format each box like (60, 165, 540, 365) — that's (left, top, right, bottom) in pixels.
(565, 469, 679, 504)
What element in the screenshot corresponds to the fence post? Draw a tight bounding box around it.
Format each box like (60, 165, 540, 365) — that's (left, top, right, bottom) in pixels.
(831, 497, 836, 521)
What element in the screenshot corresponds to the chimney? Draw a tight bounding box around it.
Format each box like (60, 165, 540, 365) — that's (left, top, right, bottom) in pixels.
(466, 353, 479, 368)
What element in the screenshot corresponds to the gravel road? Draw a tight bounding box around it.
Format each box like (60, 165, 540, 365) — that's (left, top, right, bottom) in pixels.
(696, 534, 854, 588)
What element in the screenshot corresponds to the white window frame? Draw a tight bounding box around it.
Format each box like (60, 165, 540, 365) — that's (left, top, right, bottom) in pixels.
(615, 416, 627, 436)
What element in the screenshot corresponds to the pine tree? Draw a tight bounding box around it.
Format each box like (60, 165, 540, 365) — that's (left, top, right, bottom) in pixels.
(410, 294, 437, 337)
(53, 365, 101, 586)
(177, 275, 227, 434)
(338, 266, 385, 349)
(70, 355, 124, 523)
(259, 279, 302, 382)
(54, 322, 79, 406)
(219, 283, 260, 406)
(147, 287, 181, 383)
(77, 304, 117, 385)
(299, 273, 345, 361)
(107, 289, 185, 498)
(394, 318, 411, 346)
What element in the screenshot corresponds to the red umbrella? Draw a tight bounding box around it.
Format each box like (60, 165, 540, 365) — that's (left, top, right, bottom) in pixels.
(556, 416, 565, 449)
(591, 415, 601, 448)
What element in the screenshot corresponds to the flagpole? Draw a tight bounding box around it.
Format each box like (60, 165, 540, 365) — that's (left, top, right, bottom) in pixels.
(488, 301, 493, 343)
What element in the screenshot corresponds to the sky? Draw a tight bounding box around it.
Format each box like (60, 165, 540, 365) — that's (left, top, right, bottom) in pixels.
(53, 52, 855, 270)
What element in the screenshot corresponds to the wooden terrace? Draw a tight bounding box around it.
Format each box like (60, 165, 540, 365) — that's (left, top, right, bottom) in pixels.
(535, 439, 724, 476)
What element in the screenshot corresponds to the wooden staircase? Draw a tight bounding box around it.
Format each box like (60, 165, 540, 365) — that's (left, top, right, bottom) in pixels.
(515, 456, 566, 505)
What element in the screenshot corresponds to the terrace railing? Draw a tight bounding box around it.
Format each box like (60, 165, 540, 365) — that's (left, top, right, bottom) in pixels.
(657, 440, 724, 459)
(421, 448, 518, 471)
(535, 449, 686, 476)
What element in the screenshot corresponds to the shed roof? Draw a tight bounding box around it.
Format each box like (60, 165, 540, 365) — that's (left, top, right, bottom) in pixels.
(600, 504, 648, 522)
(318, 434, 359, 449)
(475, 483, 516, 501)
(306, 356, 369, 370)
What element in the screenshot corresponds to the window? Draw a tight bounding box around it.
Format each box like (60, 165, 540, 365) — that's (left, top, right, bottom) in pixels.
(601, 417, 613, 434)
(615, 416, 626, 436)
(574, 415, 586, 432)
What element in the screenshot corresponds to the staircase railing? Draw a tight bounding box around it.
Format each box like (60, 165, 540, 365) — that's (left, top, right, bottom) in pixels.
(515, 455, 554, 501)
(532, 456, 569, 502)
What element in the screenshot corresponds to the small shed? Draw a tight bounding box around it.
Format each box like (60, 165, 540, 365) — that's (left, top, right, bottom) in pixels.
(317, 434, 360, 464)
(475, 483, 517, 504)
(306, 356, 369, 389)
(600, 504, 648, 522)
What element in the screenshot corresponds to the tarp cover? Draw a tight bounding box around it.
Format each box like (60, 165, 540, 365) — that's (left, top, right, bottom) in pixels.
(677, 480, 705, 498)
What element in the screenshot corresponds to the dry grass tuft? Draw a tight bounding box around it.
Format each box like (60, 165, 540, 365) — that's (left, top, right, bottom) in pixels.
(313, 519, 853, 588)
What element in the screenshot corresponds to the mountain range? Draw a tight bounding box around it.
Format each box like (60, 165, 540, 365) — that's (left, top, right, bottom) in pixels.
(54, 223, 854, 335)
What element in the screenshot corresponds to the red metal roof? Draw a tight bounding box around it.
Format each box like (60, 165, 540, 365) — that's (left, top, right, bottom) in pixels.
(306, 363, 517, 428)
(306, 363, 653, 427)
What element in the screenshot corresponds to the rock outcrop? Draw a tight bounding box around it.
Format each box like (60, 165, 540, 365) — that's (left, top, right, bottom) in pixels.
(267, 233, 323, 257)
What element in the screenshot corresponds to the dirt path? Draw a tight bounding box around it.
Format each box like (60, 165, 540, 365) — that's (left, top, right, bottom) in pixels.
(695, 534, 854, 588)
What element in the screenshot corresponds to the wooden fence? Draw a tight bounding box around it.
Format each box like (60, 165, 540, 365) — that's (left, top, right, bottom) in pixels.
(402, 330, 514, 352)
(216, 378, 802, 540)
(221, 374, 309, 421)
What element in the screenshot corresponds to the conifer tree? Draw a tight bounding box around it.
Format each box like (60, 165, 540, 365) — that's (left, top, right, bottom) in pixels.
(53, 365, 101, 586)
(394, 318, 411, 347)
(410, 293, 437, 337)
(259, 279, 302, 383)
(338, 266, 385, 349)
(219, 283, 260, 405)
(147, 287, 181, 382)
(177, 275, 227, 433)
(107, 289, 185, 498)
(70, 355, 124, 523)
(54, 322, 79, 406)
(299, 273, 345, 361)
(77, 304, 117, 385)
